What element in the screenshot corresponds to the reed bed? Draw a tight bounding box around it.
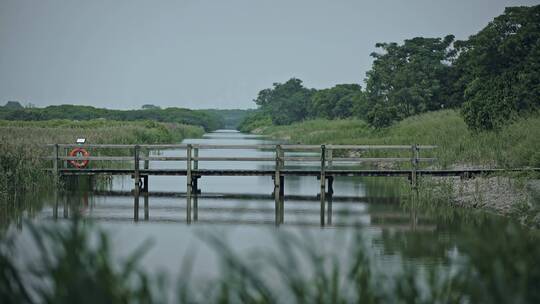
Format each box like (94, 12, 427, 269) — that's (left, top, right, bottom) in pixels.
(0, 120, 204, 203)
(259, 110, 540, 169)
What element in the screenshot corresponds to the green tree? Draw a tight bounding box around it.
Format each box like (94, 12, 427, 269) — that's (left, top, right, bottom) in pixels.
(456, 5, 540, 130)
(310, 84, 366, 119)
(3, 101, 23, 109)
(254, 78, 315, 125)
(365, 35, 460, 127)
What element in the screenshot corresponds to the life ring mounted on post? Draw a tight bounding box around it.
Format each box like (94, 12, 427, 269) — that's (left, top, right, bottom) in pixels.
(69, 147, 90, 168)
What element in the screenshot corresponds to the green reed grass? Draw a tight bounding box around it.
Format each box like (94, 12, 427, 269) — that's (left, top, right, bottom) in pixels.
(0, 119, 204, 203)
(260, 110, 540, 169)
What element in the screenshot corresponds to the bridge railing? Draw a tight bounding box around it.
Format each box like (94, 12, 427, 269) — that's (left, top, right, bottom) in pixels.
(44, 143, 437, 168)
(45, 143, 436, 188)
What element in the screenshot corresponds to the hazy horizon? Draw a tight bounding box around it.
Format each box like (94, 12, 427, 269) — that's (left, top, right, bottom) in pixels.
(1, 0, 538, 110)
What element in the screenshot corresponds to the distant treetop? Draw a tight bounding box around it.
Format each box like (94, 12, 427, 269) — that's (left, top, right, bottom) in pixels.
(142, 104, 160, 110)
(4, 101, 23, 109)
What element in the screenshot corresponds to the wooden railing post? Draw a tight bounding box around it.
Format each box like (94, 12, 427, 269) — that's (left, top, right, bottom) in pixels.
(193, 146, 199, 170)
(186, 144, 192, 223)
(320, 145, 326, 225)
(53, 144, 59, 188)
(133, 145, 140, 221)
(411, 144, 419, 189)
(327, 148, 332, 168)
(144, 148, 149, 170)
(192, 146, 199, 221)
(63, 147, 68, 169)
(143, 148, 149, 221)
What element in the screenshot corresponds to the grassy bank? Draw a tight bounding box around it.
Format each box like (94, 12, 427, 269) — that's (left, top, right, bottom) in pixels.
(0, 120, 204, 202)
(252, 110, 540, 169)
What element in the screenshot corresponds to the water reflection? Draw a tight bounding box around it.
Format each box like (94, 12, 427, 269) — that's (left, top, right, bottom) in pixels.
(49, 191, 435, 233)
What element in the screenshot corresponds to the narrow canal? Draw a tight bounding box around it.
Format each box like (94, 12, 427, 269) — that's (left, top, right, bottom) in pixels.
(9, 130, 536, 298)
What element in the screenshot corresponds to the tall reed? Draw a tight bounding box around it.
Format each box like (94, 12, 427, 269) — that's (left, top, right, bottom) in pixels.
(0, 119, 204, 203)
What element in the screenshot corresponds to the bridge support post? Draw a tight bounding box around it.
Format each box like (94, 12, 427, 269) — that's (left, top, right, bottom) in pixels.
(186, 144, 193, 224)
(133, 145, 140, 221)
(320, 145, 326, 226)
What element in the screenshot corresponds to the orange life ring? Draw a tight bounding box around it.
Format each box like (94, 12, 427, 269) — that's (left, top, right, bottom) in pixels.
(69, 147, 90, 168)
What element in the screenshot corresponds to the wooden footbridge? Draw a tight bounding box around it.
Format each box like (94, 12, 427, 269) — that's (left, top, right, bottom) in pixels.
(45, 143, 539, 224)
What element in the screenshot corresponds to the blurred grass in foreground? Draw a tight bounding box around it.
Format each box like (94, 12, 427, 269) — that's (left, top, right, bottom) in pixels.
(1, 218, 539, 303)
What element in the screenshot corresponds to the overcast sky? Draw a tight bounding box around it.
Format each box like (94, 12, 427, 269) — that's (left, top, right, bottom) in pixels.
(0, 0, 538, 109)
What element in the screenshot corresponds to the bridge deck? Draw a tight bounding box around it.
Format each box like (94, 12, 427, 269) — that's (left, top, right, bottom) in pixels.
(57, 168, 531, 177)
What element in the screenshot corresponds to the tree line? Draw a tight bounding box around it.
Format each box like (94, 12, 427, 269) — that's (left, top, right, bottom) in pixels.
(0, 104, 224, 131)
(241, 5, 540, 131)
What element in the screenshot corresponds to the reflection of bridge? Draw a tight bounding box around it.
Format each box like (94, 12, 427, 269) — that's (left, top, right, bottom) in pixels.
(45, 143, 539, 225)
(49, 192, 436, 231)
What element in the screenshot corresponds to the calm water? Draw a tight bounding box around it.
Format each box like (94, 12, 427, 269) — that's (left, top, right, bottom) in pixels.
(8, 130, 536, 288)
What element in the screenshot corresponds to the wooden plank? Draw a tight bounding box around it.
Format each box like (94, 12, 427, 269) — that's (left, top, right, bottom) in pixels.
(48, 143, 438, 150)
(52, 167, 540, 177)
(139, 144, 187, 149)
(194, 157, 275, 161)
(326, 145, 437, 150)
(325, 157, 437, 163)
(48, 156, 436, 163)
(141, 156, 188, 161)
(194, 144, 276, 149)
(59, 156, 133, 161)
(281, 157, 436, 162)
(55, 144, 136, 149)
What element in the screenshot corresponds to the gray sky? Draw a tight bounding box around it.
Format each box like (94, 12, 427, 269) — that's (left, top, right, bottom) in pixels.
(1, 0, 538, 109)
